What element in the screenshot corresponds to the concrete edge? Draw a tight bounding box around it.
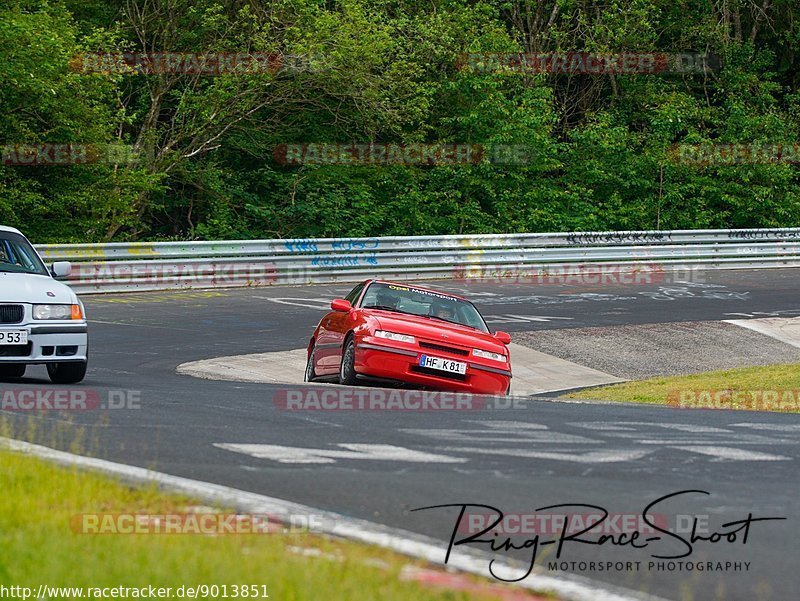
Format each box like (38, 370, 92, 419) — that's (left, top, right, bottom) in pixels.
(724, 318, 800, 350)
(176, 343, 625, 397)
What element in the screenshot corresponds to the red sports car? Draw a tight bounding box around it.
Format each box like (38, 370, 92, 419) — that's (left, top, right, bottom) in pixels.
(304, 280, 512, 395)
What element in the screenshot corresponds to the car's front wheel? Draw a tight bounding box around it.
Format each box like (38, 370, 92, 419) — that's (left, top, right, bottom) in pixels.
(47, 360, 88, 384)
(339, 338, 358, 385)
(304, 345, 317, 382)
(0, 364, 26, 380)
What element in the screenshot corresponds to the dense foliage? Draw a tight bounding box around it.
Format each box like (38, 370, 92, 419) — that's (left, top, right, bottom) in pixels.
(2, 0, 800, 242)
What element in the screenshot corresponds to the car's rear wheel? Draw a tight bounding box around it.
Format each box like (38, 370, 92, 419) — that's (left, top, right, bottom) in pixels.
(0, 364, 26, 380)
(339, 337, 358, 385)
(304, 345, 317, 382)
(47, 360, 87, 384)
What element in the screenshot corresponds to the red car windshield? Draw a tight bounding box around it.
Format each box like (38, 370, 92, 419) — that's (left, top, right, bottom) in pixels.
(359, 282, 489, 332)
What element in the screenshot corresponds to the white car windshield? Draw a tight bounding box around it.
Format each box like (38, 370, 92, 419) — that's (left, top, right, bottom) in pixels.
(0, 232, 49, 276)
(359, 282, 489, 332)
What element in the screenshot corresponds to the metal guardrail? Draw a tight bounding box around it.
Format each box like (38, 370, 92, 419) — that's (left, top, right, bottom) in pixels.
(35, 228, 800, 294)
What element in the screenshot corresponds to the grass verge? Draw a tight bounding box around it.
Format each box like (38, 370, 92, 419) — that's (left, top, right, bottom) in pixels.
(564, 363, 800, 412)
(0, 446, 550, 601)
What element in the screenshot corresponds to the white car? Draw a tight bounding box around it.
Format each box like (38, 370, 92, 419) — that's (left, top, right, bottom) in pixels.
(0, 225, 88, 383)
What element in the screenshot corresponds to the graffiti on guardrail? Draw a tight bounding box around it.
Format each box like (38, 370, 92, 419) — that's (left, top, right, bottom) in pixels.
(331, 238, 380, 251)
(309, 254, 378, 267)
(727, 229, 800, 241)
(37, 228, 800, 294)
(401, 255, 430, 264)
(395, 238, 443, 249)
(39, 245, 160, 259)
(565, 232, 673, 245)
(283, 239, 319, 253)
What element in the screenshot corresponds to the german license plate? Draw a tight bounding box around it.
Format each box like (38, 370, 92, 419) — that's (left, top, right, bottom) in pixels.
(0, 330, 27, 345)
(419, 354, 467, 375)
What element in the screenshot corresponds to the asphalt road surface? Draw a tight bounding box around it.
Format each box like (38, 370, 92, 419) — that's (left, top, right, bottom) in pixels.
(3, 268, 800, 601)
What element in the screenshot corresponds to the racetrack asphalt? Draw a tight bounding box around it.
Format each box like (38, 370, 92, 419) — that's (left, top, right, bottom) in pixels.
(2, 268, 800, 601)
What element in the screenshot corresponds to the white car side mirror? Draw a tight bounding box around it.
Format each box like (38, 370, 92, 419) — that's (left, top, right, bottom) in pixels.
(51, 261, 72, 278)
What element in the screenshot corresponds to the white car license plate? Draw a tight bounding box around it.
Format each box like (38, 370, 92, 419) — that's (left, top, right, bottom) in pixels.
(0, 330, 27, 345)
(419, 354, 467, 375)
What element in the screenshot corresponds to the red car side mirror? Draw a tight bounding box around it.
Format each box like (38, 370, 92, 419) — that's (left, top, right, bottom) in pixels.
(331, 299, 352, 312)
(494, 331, 511, 345)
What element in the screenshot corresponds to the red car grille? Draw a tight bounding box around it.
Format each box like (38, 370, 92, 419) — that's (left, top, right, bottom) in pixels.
(419, 341, 470, 356)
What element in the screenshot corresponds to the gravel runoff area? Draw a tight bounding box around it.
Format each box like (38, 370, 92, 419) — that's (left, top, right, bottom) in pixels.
(513, 320, 800, 380)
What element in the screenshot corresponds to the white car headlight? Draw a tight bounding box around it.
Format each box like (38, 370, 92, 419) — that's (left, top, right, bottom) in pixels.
(473, 348, 507, 362)
(33, 304, 83, 320)
(375, 330, 416, 344)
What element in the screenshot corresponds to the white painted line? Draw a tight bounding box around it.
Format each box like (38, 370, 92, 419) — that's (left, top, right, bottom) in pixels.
(257, 297, 332, 310)
(671, 446, 790, 461)
(568, 422, 638, 431)
(0, 437, 667, 601)
(442, 446, 652, 464)
(475, 420, 549, 430)
(572, 422, 731, 434)
(401, 428, 599, 445)
(648, 424, 731, 434)
(485, 314, 574, 324)
(731, 422, 800, 432)
(214, 443, 468, 464)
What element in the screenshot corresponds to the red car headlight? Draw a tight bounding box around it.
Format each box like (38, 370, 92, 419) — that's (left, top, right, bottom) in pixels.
(375, 330, 416, 344)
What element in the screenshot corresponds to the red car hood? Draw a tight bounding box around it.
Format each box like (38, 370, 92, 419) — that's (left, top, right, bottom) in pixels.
(368, 311, 507, 354)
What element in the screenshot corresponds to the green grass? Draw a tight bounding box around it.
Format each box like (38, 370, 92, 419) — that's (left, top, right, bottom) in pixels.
(564, 363, 800, 412)
(0, 447, 548, 601)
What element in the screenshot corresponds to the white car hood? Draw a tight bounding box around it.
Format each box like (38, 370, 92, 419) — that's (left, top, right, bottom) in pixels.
(0, 272, 77, 304)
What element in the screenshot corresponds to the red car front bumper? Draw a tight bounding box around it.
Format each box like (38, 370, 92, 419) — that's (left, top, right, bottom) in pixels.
(355, 338, 511, 395)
